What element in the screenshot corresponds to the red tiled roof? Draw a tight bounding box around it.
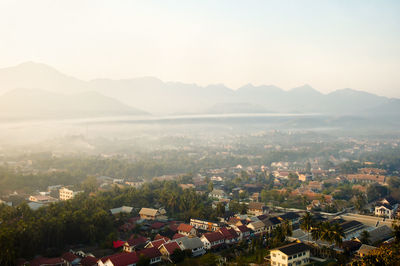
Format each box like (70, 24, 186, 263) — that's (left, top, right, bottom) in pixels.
(137, 247, 162, 259)
(148, 238, 166, 249)
(227, 217, 240, 224)
(151, 222, 165, 229)
(61, 252, 79, 262)
(237, 225, 250, 233)
(119, 222, 136, 232)
(203, 232, 225, 242)
(126, 236, 149, 247)
(161, 241, 181, 255)
(80, 256, 98, 266)
(105, 252, 139, 266)
(128, 216, 141, 223)
(154, 234, 170, 242)
(113, 240, 126, 249)
(219, 227, 234, 239)
(177, 223, 194, 233)
(169, 223, 179, 232)
(228, 228, 238, 238)
(30, 257, 64, 266)
(173, 233, 185, 239)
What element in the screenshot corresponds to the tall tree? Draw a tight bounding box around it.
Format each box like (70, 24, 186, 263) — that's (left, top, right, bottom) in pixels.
(300, 212, 314, 243)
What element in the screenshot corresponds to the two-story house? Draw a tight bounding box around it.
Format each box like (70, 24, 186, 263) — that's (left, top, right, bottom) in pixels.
(247, 202, 267, 216)
(218, 227, 239, 245)
(177, 223, 197, 236)
(375, 197, 398, 218)
(176, 236, 206, 257)
(270, 242, 311, 266)
(200, 232, 225, 250)
(139, 208, 167, 220)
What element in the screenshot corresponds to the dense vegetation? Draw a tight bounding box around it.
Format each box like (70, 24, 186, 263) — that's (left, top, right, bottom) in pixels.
(0, 181, 216, 265)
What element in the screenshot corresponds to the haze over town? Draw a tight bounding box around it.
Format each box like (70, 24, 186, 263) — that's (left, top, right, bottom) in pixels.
(1, 1, 400, 266)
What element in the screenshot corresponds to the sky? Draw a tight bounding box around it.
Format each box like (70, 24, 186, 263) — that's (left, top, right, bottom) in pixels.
(1, 0, 400, 97)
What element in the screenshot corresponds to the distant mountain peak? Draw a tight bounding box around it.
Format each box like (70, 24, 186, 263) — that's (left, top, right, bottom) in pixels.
(13, 61, 60, 73)
(290, 84, 320, 94)
(237, 83, 282, 92)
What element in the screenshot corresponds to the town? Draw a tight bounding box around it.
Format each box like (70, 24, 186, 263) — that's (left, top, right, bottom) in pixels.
(1, 132, 400, 265)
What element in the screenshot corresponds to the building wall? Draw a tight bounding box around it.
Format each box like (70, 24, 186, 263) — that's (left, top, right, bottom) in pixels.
(270, 250, 310, 266)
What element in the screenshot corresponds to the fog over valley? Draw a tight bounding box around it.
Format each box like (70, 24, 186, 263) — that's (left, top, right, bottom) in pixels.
(1, 1, 400, 265)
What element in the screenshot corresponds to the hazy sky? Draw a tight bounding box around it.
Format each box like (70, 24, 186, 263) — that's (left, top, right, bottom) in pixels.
(1, 0, 400, 97)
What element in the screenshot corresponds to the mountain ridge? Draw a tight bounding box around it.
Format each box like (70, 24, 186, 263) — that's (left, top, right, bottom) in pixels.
(0, 61, 398, 116)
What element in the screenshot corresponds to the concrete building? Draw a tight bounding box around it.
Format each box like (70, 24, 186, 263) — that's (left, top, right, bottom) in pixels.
(59, 187, 82, 201)
(270, 242, 311, 266)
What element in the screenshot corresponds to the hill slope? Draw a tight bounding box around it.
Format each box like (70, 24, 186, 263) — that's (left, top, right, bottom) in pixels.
(0, 62, 398, 116)
(0, 88, 147, 120)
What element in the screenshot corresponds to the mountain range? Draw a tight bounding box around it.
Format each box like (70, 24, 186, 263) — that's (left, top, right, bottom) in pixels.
(0, 61, 398, 119)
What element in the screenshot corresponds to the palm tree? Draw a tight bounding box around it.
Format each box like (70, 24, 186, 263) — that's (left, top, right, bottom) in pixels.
(300, 212, 314, 243)
(272, 220, 292, 245)
(311, 221, 344, 258)
(311, 225, 321, 242)
(330, 223, 344, 247)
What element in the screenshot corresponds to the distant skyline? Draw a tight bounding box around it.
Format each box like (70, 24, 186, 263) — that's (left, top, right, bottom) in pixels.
(1, 0, 400, 97)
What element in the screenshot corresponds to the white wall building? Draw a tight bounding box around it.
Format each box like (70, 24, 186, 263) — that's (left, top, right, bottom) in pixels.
(59, 187, 82, 201)
(270, 242, 310, 266)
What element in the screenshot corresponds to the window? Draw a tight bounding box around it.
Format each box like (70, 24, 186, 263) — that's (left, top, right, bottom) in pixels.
(288, 256, 292, 260)
(273, 253, 276, 257)
(282, 255, 286, 260)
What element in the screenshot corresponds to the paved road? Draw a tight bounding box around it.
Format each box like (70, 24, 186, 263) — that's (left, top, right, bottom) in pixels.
(339, 213, 394, 227)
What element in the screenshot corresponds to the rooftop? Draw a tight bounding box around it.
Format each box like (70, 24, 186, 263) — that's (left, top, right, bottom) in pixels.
(273, 242, 311, 256)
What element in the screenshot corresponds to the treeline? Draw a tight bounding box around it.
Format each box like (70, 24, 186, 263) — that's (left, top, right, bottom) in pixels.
(0, 181, 215, 265)
(0, 167, 82, 194)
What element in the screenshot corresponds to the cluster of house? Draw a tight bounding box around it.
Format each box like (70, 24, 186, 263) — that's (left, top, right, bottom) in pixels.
(27, 187, 83, 210)
(55, 205, 303, 266)
(18, 199, 398, 266)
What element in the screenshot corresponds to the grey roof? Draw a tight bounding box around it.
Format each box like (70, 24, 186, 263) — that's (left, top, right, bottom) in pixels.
(368, 225, 393, 244)
(376, 203, 396, 210)
(274, 242, 311, 256)
(339, 220, 365, 233)
(176, 237, 204, 250)
(381, 197, 397, 205)
(262, 217, 281, 227)
(27, 202, 45, 210)
(357, 244, 376, 255)
(248, 221, 265, 229)
(110, 206, 133, 215)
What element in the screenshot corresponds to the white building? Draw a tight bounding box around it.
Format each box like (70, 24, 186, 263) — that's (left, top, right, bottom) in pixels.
(247, 221, 265, 235)
(175, 236, 206, 257)
(209, 189, 227, 199)
(270, 242, 311, 266)
(200, 232, 225, 250)
(59, 187, 82, 201)
(374, 197, 398, 218)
